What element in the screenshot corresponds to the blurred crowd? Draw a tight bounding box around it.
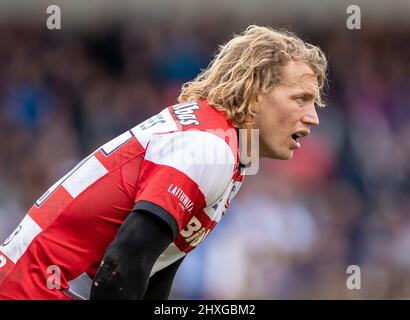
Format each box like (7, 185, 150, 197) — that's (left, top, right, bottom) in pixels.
(0, 14, 409, 299)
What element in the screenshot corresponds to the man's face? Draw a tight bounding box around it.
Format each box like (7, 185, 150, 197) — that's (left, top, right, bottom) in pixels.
(251, 61, 321, 160)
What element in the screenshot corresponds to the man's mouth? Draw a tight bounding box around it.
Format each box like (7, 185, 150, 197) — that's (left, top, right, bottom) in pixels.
(290, 130, 309, 149)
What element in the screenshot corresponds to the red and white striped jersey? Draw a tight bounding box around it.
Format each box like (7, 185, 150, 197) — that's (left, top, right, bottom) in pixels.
(0, 99, 246, 300)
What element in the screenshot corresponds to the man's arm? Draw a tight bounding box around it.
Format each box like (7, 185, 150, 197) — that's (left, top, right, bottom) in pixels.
(143, 257, 185, 300)
(90, 210, 175, 300)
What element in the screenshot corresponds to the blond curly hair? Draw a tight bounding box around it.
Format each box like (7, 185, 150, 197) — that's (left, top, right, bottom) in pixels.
(178, 25, 328, 128)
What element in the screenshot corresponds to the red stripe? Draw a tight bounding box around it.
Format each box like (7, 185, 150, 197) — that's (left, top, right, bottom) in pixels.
(0, 252, 15, 286)
(28, 187, 73, 230)
(95, 137, 144, 171)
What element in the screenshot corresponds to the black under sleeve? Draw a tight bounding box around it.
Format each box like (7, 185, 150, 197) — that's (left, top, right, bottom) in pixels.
(90, 210, 174, 300)
(143, 257, 185, 300)
(133, 200, 179, 240)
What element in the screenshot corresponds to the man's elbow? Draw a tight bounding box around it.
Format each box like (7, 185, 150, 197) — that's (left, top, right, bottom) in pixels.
(90, 246, 129, 299)
(89, 211, 174, 300)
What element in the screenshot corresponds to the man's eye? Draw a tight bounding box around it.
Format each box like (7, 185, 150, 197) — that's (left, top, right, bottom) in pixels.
(296, 96, 307, 103)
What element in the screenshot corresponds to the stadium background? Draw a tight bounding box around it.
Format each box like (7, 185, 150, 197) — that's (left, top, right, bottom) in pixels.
(0, 0, 409, 299)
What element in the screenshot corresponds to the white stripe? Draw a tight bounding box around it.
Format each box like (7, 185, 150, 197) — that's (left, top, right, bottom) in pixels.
(101, 131, 132, 155)
(150, 243, 186, 277)
(1, 215, 42, 264)
(145, 131, 235, 205)
(35, 154, 93, 206)
(131, 108, 178, 148)
(62, 156, 108, 198)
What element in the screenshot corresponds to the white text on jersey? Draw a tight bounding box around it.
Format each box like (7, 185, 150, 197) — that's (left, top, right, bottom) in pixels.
(172, 102, 200, 126)
(168, 184, 194, 212)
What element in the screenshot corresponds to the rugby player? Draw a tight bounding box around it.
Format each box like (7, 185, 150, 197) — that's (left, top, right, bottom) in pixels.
(0, 25, 327, 299)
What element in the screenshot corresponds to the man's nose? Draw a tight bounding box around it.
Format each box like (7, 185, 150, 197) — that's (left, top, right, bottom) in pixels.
(302, 104, 320, 126)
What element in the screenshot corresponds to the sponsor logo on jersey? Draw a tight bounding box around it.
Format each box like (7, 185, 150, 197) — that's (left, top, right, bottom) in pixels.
(180, 216, 211, 247)
(172, 102, 200, 126)
(168, 183, 194, 212)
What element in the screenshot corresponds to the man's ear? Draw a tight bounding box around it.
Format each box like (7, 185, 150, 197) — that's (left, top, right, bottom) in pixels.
(254, 92, 262, 105)
(250, 93, 262, 115)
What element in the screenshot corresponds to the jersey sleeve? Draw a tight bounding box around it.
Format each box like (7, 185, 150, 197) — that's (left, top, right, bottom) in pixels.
(133, 130, 236, 239)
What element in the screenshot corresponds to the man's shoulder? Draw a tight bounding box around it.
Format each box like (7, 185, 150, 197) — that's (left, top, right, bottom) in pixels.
(166, 100, 229, 129)
(164, 100, 239, 159)
(124, 99, 239, 165)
